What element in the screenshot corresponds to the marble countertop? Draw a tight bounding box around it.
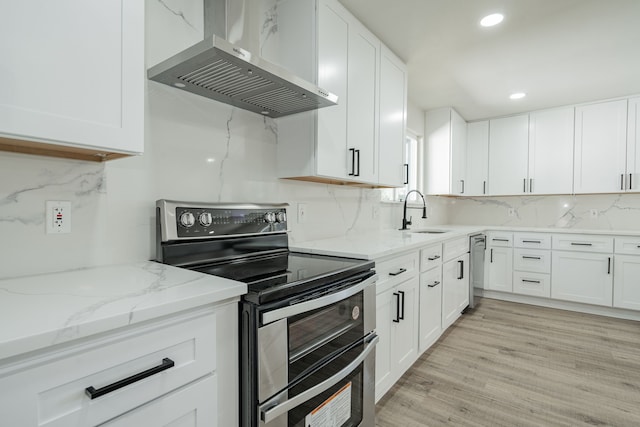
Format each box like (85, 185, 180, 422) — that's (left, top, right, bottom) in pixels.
(291, 225, 640, 260)
(0, 261, 246, 361)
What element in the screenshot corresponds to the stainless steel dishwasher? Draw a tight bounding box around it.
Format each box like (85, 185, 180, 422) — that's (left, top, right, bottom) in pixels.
(469, 234, 486, 308)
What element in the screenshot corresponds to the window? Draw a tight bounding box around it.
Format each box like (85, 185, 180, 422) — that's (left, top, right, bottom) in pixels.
(382, 131, 423, 202)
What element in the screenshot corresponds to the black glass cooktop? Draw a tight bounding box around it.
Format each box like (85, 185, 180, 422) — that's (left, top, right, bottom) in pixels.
(192, 251, 374, 304)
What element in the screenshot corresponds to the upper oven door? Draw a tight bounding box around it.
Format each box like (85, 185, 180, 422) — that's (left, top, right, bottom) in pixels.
(257, 274, 377, 403)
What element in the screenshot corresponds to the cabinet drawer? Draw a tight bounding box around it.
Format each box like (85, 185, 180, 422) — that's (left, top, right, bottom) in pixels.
(513, 272, 550, 298)
(552, 234, 614, 253)
(514, 233, 551, 249)
(513, 249, 551, 273)
(0, 311, 216, 427)
(486, 232, 513, 247)
(376, 251, 419, 294)
(443, 237, 468, 261)
(614, 236, 640, 255)
(420, 243, 443, 272)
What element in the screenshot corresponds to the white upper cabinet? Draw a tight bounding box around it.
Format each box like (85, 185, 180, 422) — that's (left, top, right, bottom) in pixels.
(378, 46, 407, 187)
(574, 99, 628, 193)
(465, 121, 489, 196)
(274, 0, 405, 187)
(425, 108, 467, 195)
(528, 107, 575, 194)
(488, 114, 529, 195)
(0, 1, 144, 160)
(626, 97, 640, 192)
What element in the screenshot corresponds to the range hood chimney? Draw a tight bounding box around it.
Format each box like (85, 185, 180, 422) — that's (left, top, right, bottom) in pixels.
(147, 0, 338, 118)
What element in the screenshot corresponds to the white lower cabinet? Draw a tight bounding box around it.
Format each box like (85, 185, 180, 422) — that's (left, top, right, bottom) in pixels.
(103, 375, 217, 427)
(442, 253, 470, 330)
(374, 252, 419, 402)
(551, 251, 613, 306)
(419, 267, 442, 352)
(613, 254, 640, 310)
(486, 246, 513, 293)
(0, 304, 236, 427)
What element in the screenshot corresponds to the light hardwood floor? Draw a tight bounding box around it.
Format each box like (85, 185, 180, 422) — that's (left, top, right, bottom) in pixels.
(375, 298, 640, 427)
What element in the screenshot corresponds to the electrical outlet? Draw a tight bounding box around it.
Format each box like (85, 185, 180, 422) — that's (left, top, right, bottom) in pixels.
(372, 205, 379, 219)
(46, 201, 71, 234)
(508, 208, 515, 217)
(590, 209, 598, 218)
(297, 203, 307, 224)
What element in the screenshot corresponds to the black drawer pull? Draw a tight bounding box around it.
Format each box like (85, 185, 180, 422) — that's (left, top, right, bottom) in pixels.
(522, 256, 541, 260)
(85, 358, 175, 400)
(492, 238, 509, 242)
(427, 255, 441, 261)
(393, 292, 401, 323)
(522, 279, 541, 284)
(522, 240, 541, 244)
(571, 242, 593, 246)
(428, 281, 440, 288)
(389, 268, 407, 276)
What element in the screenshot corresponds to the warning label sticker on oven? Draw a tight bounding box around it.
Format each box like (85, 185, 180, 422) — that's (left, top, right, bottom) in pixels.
(305, 381, 352, 427)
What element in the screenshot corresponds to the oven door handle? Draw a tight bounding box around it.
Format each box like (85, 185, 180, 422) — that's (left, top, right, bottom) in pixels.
(259, 334, 379, 424)
(261, 274, 378, 325)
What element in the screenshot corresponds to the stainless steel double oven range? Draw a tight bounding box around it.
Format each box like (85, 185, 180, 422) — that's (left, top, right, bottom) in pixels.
(156, 200, 378, 427)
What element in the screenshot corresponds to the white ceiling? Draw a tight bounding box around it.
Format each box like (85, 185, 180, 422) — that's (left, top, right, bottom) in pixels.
(338, 0, 640, 121)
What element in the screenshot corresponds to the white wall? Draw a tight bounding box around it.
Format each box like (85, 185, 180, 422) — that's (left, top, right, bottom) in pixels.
(407, 99, 425, 136)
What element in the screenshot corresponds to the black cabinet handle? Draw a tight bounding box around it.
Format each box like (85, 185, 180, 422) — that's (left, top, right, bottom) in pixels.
(483, 181, 486, 195)
(490, 248, 493, 263)
(522, 279, 541, 284)
(630, 173, 633, 190)
(457, 260, 464, 280)
(522, 240, 541, 244)
(523, 178, 527, 192)
(492, 238, 509, 242)
(428, 281, 440, 288)
(389, 268, 407, 276)
(621, 174, 625, 191)
(355, 149, 361, 177)
(460, 179, 465, 194)
(608, 257, 611, 275)
(522, 256, 542, 260)
(348, 148, 356, 176)
(404, 164, 409, 185)
(571, 242, 593, 246)
(85, 358, 175, 400)
(398, 290, 405, 320)
(392, 292, 400, 323)
(427, 255, 441, 261)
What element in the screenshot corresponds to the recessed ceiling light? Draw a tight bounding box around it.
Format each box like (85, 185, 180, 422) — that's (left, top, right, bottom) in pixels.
(510, 92, 526, 100)
(480, 13, 504, 27)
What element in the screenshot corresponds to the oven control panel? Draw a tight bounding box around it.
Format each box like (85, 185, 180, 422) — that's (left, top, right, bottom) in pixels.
(175, 206, 288, 238)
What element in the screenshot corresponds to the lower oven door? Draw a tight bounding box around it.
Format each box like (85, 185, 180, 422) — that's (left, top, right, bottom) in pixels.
(258, 332, 378, 427)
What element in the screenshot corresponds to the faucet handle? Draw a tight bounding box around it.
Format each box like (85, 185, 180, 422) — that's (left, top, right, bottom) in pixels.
(407, 216, 412, 226)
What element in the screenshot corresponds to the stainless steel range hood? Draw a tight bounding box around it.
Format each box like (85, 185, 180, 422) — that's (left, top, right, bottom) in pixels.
(147, 0, 338, 118)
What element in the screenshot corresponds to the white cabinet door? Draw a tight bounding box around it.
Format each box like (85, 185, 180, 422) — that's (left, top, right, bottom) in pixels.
(425, 108, 467, 195)
(347, 21, 379, 183)
(316, 0, 350, 179)
(486, 246, 513, 292)
(419, 268, 442, 352)
(466, 121, 489, 196)
(442, 254, 469, 329)
(392, 276, 419, 375)
(0, 1, 144, 155)
(103, 375, 217, 427)
(528, 107, 575, 194)
(374, 287, 393, 402)
(551, 251, 613, 306)
(613, 255, 640, 310)
(488, 115, 529, 195)
(574, 99, 628, 194)
(378, 46, 407, 187)
(627, 97, 640, 192)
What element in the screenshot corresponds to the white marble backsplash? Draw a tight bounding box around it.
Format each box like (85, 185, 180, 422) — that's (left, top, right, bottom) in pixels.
(445, 194, 640, 231)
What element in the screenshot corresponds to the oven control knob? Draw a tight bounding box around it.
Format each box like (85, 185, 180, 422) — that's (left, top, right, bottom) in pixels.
(276, 212, 287, 223)
(199, 212, 213, 227)
(179, 211, 195, 228)
(264, 212, 276, 223)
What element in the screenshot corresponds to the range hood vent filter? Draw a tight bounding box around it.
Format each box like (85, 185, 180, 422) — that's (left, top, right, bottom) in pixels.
(148, 35, 338, 118)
